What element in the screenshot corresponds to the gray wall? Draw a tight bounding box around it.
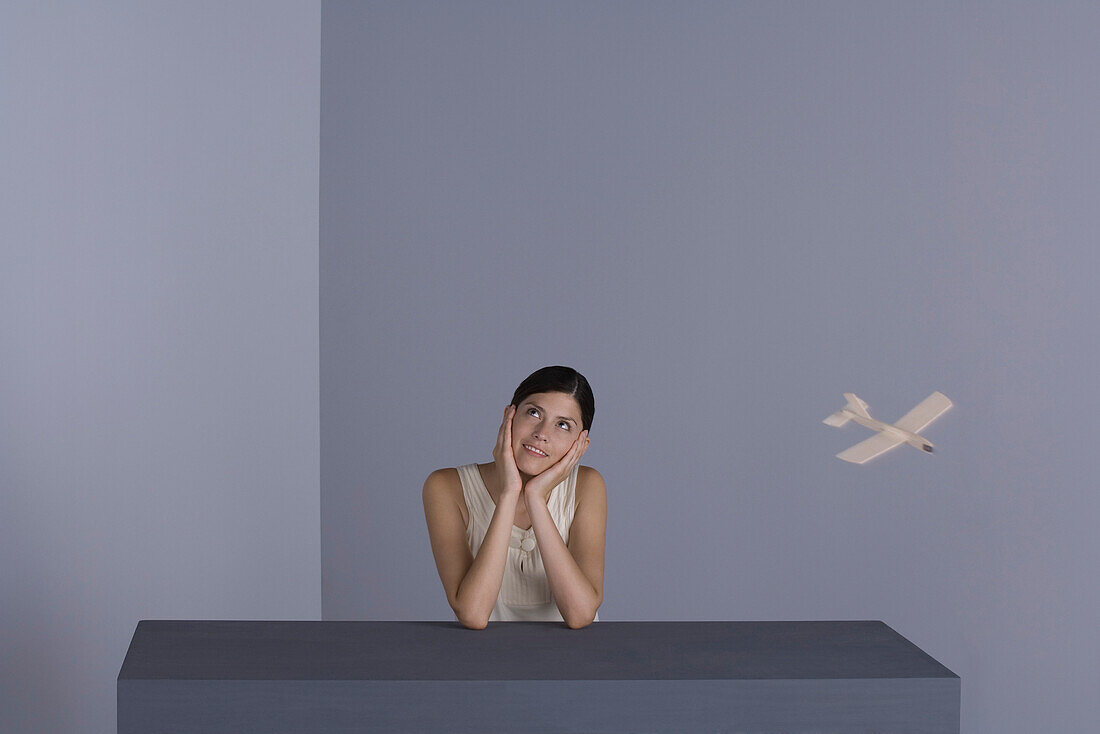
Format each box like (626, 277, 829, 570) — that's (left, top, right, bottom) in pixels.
(1, 3, 321, 733)
(321, 2, 1099, 732)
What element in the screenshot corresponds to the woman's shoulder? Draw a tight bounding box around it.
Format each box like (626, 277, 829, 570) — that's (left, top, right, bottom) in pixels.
(575, 464, 606, 503)
(424, 466, 465, 491)
(423, 466, 472, 527)
(426, 463, 498, 493)
(423, 467, 464, 506)
(425, 466, 455, 481)
(577, 464, 604, 485)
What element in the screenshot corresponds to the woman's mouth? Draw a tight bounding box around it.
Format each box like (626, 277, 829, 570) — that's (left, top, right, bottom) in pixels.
(523, 444, 548, 458)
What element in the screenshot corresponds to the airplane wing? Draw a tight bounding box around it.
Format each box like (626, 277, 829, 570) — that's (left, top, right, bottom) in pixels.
(836, 433, 905, 464)
(893, 391, 953, 434)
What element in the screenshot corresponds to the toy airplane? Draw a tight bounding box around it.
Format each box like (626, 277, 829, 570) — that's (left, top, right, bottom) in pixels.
(824, 392, 953, 464)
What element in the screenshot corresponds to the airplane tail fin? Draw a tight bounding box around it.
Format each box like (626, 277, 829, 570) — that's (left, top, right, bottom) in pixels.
(842, 393, 871, 419)
(824, 393, 872, 427)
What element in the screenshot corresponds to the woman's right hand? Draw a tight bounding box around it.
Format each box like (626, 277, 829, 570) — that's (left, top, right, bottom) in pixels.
(491, 405, 524, 498)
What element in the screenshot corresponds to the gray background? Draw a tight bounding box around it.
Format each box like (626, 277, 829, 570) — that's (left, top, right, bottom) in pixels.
(321, 2, 1098, 734)
(1, 2, 321, 733)
(2, 1, 1097, 733)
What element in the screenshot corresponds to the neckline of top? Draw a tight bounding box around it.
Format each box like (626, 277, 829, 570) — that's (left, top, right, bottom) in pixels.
(472, 463, 567, 535)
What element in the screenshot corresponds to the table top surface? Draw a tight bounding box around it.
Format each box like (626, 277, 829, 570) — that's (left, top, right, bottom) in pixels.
(118, 620, 958, 681)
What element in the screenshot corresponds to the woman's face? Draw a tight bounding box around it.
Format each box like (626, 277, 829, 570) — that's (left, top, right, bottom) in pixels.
(511, 391, 584, 475)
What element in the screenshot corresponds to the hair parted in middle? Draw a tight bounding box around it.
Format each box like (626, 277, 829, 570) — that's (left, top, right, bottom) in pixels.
(510, 365, 595, 432)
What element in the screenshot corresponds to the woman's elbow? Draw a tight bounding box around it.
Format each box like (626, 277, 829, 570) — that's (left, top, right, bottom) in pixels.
(455, 607, 489, 630)
(459, 617, 488, 630)
(564, 610, 597, 630)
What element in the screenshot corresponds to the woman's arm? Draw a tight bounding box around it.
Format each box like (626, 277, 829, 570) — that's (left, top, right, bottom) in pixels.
(423, 406, 526, 630)
(423, 469, 519, 629)
(525, 466, 606, 629)
(453, 487, 521, 628)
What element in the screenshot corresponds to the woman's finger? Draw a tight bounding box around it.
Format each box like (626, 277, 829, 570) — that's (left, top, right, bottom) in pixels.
(494, 406, 511, 458)
(574, 432, 589, 464)
(503, 407, 521, 472)
(567, 434, 584, 467)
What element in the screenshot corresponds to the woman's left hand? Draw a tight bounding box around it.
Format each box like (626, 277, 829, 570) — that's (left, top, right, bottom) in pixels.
(523, 430, 590, 505)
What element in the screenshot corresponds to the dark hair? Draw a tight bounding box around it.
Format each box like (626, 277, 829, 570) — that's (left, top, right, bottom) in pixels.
(510, 366, 595, 432)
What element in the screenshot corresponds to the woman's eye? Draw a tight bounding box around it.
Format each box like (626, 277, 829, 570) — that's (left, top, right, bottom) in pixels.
(526, 407, 570, 430)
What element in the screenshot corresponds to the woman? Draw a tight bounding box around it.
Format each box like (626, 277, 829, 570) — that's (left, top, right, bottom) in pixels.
(423, 366, 606, 629)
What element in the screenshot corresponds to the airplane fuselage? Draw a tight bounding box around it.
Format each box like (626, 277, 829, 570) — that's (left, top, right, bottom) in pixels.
(841, 409, 934, 452)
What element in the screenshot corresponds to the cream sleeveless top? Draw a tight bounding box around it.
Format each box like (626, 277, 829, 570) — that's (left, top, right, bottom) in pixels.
(456, 463, 599, 623)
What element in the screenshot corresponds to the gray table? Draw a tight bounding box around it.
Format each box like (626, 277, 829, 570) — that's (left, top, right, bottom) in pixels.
(117, 620, 959, 733)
